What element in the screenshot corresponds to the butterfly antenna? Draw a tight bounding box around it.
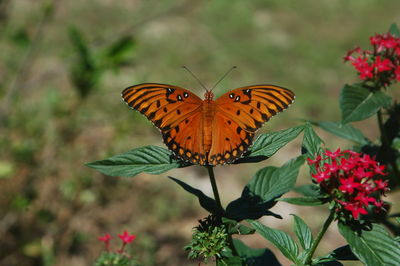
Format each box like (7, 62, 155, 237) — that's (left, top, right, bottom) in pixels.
(211, 66, 237, 91)
(182, 66, 208, 91)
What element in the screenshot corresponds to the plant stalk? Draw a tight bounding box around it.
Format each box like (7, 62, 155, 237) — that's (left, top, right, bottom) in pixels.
(206, 166, 238, 257)
(304, 210, 335, 265)
(206, 166, 224, 215)
(377, 109, 400, 183)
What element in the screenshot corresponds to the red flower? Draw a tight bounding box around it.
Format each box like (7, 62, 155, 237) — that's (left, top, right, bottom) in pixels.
(324, 161, 339, 173)
(339, 176, 359, 194)
(308, 149, 388, 221)
(373, 56, 394, 72)
(98, 233, 112, 243)
(324, 148, 342, 159)
(354, 193, 376, 206)
(307, 155, 321, 165)
(344, 202, 368, 219)
(351, 56, 369, 70)
(343, 47, 361, 62)
(358, 65, 374, 80)
(381, 34, 397, 49)
(312, 169, 331, 183)
(118, 231, 136, 244)
(345, 31, 400, 85)
(374, 179, 389, 192)
(370, 34, 382, 46)
(98, 233, 113, 252)
(395, 66, 400, 81)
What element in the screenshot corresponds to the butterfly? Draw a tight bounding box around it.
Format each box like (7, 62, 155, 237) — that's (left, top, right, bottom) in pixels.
(122, 83, 295, 166)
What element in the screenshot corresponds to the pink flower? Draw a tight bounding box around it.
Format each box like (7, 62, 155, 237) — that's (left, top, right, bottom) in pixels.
(118, 231, 136, 244)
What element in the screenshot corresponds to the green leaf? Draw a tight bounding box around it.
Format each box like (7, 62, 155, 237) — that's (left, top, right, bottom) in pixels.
(68, 25, 100, 98)
(340, 84, 392, 124)
(338, 223, 400, 265)
(324, 245, 358, 261)
(101, 36, 137, 68)
(168, 176, 219, 214)
(246, 125, 304, 158)
(291, 214, 313, 250)
(278, 197, 325, 206)
(217, 256, 244, 266)
(233, 239, 281, 266)
(222, 218, 255, 235)
(86, 145, 187, 177)
(316, 121, 369, 145)
(302, 123, 324, 157)
(389, 23, 400, 37)
(226, 156, 305, 221)
(249, 220, 300, 264)
(247, 156, 305, 202)
(293, 184, 321, 198)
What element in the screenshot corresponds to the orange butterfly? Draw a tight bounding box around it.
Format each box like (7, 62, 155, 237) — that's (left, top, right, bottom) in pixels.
(122, 83, 295, 165)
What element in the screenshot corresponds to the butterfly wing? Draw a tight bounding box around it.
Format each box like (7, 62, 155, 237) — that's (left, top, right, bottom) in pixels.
(209, 85, 295, 164)
(122, 83, 206, 164)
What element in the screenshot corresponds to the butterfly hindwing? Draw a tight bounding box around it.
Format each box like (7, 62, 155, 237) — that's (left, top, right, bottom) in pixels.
(122, 83, 203, 131)
(208, 112, 254, 165)
(162, 111, 207, 165)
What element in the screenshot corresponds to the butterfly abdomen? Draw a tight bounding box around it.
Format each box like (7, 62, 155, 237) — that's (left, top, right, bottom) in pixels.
(201, 100, 217, 157)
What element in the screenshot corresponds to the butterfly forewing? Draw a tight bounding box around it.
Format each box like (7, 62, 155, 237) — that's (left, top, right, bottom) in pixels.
(215, 85, 295, 132)
(122, 83, 203, 130)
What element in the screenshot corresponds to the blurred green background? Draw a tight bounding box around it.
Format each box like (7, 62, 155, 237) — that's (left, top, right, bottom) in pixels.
(1, 0, 400, 265)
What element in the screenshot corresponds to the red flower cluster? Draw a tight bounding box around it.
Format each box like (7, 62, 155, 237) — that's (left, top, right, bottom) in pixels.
(98, 230, 136, 254)
(307, 149, 389, 220)
(344, 32, 400, 84)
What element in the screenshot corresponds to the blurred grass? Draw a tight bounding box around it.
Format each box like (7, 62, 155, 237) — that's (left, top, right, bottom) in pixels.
(1, 0, 400, 265)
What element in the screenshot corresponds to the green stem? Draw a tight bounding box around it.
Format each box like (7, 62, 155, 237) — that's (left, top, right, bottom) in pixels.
(304, 210, 335, 265)
(377, 109, 388, 146)
(377, 109, 400, 183)
(206, 166, 238, 257)
(206, 166, 224, 215)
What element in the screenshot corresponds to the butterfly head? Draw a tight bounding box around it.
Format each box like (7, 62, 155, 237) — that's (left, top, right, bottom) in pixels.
(204, 90, 214, 102)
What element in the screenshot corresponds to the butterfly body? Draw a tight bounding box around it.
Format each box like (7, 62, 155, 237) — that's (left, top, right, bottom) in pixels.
(122, 83, 295, 166)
